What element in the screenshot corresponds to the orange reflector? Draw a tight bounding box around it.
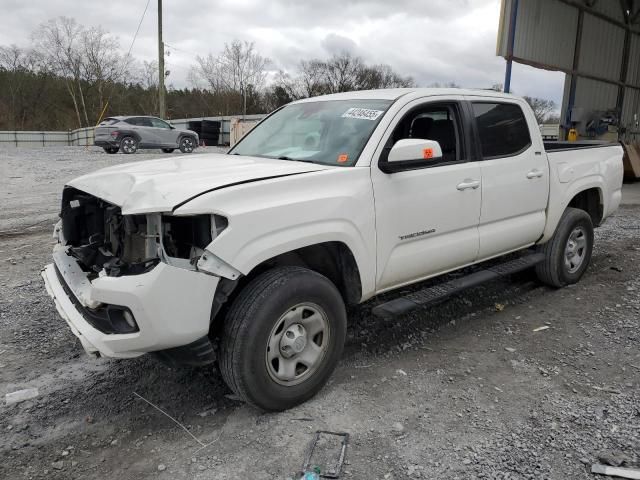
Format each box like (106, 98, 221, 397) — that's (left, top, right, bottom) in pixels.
(423, 148, 434, 159)
(338, 154, 349, 163)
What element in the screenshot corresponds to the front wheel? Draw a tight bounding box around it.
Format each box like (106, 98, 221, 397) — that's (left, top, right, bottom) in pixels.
(120, 136, 138, 154)
(219, 267, 347, 411)
(179, 136, 196, 153)
(535, 207, 594, 287)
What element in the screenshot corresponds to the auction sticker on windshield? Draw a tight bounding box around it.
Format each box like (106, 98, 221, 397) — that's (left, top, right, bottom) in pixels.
(342, 107, 384, 121)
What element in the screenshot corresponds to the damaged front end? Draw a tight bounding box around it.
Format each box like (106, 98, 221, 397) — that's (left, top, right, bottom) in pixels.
(59, 187, 228, 278)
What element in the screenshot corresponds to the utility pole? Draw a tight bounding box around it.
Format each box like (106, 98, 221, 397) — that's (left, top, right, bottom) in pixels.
(157, 0, 166, 118)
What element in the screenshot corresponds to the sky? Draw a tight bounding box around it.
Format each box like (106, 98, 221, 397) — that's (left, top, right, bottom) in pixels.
(0, 0, 565, 106)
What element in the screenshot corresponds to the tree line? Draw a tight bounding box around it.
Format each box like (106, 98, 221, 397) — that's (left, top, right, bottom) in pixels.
(0, 16, 557, 131)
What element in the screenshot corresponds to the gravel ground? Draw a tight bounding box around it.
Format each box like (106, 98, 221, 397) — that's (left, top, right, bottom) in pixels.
(0, 147, 639, 479)
(0, 145, 226, 234)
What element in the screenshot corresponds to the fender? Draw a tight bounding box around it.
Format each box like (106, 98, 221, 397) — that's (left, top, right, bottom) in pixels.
(174, 168, 378, 300)
(540, 175, 604, 243)
(113, 129, 141, 142)
(216, 220, 374, 300)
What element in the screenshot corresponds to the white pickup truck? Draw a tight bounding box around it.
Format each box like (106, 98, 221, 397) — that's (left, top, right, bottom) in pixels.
(42, 88, 623, 411)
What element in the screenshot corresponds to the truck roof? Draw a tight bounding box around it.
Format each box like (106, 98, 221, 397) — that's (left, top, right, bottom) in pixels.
(292, 88, 520, 103)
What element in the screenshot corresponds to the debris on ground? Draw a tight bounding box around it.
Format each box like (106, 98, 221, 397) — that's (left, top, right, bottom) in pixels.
(591, 464, 640, 479)
(300, 431, 349, 479)
(5, 387, 39, 405)
(598, 450, 633, 467)
(532, 325, 550, 332)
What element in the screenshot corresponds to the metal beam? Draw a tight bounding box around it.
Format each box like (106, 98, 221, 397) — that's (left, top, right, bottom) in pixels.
(558, 0, 640, 33)
(565, 7, 584, 138)
(510, 55, 640, 91)
(504, 0, 519, 93)
(617, 1, 633, 115)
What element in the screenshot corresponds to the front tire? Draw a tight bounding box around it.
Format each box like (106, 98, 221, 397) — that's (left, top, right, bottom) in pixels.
(103, 147, 119, 154)
(535, 207, 594, 287)
(179, 136, 196, 153)
(120, 136, 138, 154)
(219, 267, 347, 411)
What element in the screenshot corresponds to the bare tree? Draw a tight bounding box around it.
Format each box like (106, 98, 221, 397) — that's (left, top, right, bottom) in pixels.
(193, 40, 269, 116)
(523, 96, 556, 123)
(32, 17, 125, 127)
(0, 45, 51, 128)
(81, 26, 126, 120)
(290, 52, 414, 98)
(33, 17, 87, 127)
(359, 63, 415, 89)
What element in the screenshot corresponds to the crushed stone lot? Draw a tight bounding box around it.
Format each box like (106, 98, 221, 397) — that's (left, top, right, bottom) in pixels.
(1, 146, 639, 479)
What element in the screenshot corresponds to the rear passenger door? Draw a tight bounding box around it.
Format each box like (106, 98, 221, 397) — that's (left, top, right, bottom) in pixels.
(465, 97, 549, 260)
(125, 117, 155, 146)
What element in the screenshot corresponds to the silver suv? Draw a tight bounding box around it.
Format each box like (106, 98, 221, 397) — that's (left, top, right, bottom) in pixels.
(94, 116, 199, 154)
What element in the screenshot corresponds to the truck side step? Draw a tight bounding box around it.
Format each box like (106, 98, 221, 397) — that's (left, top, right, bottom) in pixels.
(371, 253, 545, 319)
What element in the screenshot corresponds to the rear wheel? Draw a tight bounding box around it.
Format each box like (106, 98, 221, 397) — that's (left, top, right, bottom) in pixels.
(535, 207, 594, 287)
(161, 148, 175, 153)
(219, 267, 347, 411)
(179, 136, 195, 153)
(103, 147, 119, 154)
(120, 136, 138, 154)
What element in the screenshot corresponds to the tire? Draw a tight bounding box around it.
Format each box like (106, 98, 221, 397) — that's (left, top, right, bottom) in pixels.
(219, 266, 347, 411)
(120, 136, 138, 154)
(161, 148, 175, 153)
(179, 136, 196, 153)
(103, 147, 119, 154)
(535, 207, 594, 288)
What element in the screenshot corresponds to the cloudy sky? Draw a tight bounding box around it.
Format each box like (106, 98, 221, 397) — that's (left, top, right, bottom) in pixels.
(0, 0, 564, 105)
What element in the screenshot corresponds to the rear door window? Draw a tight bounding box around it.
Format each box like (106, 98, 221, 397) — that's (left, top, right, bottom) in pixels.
(472, 102, 531, 158)
(99, 118, 118, 126)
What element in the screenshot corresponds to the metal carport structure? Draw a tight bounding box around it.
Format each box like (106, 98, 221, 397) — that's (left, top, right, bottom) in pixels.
(497, 0, 640, 143)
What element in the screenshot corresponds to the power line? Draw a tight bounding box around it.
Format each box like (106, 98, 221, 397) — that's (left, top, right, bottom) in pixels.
(125, 0, 151, 62)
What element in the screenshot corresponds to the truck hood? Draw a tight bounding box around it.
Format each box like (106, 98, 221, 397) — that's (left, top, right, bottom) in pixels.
(67, 153, 334, 214)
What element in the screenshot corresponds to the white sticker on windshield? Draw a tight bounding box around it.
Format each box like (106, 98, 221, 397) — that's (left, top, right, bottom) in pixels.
(341, 107, 384, 121)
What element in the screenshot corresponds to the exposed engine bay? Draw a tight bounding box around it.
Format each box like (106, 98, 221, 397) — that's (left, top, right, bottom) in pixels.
(60, 187, 223, 277)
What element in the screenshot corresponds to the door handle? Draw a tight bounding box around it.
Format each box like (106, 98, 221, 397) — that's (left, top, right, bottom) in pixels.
(526, 169, 544, 179)
(456, 179, 480, 191)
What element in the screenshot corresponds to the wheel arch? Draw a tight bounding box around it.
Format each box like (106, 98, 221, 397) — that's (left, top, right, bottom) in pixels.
(540, 179, 605, 244)
(118, 130, 141, 142)
(567, 187, 603, 226)
(209, 241, 362, 335)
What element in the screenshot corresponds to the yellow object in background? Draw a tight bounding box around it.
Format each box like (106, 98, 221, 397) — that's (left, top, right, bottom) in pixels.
(568, 128, 578, 142)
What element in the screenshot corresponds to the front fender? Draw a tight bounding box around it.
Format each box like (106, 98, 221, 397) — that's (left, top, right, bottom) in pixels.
(174, 168, 377, 300)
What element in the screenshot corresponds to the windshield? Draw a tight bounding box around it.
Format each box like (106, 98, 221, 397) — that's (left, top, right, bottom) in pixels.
(229, 99, 393, 166)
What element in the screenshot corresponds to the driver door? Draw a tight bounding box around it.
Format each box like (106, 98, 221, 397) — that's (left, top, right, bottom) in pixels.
(371, 97, 482, 292)
(149, 117, 180, 147)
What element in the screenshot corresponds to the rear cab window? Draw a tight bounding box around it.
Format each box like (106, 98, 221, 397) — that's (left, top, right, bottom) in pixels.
(471, 102, 531, 158)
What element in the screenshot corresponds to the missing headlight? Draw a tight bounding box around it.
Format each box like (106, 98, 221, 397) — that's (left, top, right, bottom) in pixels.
(160, 214, 227, 266)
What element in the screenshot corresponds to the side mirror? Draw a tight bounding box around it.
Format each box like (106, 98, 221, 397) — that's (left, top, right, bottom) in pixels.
(380, 139, 443, 173)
